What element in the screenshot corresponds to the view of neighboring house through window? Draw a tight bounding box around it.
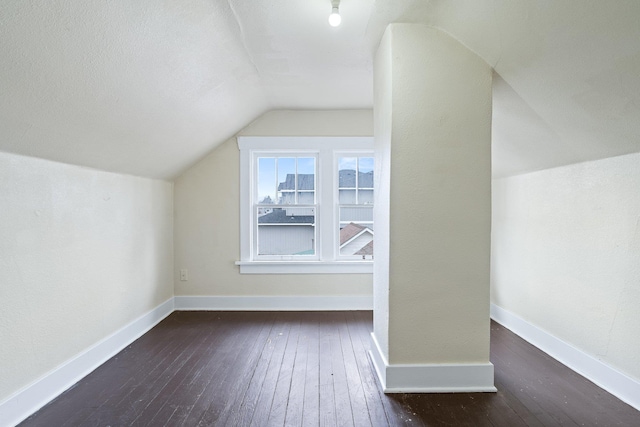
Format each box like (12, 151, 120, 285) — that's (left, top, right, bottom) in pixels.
(238, 136, 374, 273)
(338, 156, 374, 259)
(256, 156, 317, 257)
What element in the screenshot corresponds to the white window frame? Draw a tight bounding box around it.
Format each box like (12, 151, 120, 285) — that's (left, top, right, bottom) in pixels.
(236, 136, 374, 274)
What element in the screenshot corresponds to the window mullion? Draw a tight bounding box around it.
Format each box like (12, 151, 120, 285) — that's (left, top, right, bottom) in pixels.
(355, 157, 359, 205)
(318, 149, 333, 262)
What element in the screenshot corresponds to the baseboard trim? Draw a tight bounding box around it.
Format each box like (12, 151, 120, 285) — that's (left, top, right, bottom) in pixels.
(0, 298, 175, 427)
(490, 303, 640, 411)
(174, 295, 373, 311)
(369, 332, 496, 393)
(369, 332, 389, 389)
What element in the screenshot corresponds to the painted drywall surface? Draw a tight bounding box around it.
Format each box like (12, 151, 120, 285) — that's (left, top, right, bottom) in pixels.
(1, 0, 269, 179)
(377, 24, 492, 364)
(173, 110, 373, 297)
(491, 152, 640, 381)
(240, 110, 374, 137)
(3, 1, 640, 181)
(0, 152, 173, 402)
(438, 0, 640, 177)
(372, 29, 393, 360)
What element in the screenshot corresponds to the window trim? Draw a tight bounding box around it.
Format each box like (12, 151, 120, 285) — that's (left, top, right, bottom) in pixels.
(237, 136, 374, 274)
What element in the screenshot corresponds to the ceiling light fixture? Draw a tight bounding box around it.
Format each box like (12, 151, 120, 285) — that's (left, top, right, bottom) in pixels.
(328, 0, 341, 27)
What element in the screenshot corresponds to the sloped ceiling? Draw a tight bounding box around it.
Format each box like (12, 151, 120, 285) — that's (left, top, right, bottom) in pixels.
(1, 0, 639, 179)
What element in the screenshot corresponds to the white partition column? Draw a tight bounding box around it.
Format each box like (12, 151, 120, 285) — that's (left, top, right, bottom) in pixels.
(371, 24, 495, 392)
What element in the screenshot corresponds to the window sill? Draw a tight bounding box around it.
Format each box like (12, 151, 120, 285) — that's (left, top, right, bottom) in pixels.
(235, 260, 373, 274)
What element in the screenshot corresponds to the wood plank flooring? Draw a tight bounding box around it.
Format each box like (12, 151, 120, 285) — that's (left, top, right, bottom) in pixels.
(19, 311, 640, 426)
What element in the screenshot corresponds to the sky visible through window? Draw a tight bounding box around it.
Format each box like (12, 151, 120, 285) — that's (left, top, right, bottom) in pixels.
(258, 157, 315, 204)
(339, 157, 373, 177)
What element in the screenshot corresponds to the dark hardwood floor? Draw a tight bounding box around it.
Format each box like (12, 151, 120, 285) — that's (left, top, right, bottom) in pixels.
(20, 311, 640, 426)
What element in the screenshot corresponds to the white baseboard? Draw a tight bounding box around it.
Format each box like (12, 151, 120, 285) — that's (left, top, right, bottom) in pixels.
(0, 298, 174, 427)
(369, 333, 497, 393)
(174, 295, 373, 311)
(490, 303, 640, 411)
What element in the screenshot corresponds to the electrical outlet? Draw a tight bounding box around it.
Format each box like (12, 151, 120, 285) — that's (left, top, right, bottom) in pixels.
(180, 269, 188, 281)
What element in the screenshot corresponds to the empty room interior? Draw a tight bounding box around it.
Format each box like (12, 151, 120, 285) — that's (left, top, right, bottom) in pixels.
(1, 1, 640, 426)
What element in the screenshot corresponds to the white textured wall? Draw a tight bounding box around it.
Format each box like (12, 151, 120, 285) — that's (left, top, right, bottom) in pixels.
(0, 152, 174, 402)
(173, 110, 373, 297)
(373, 31, 392, 359)
(374, 24, 492, 364)
(492, 152, 640, 381)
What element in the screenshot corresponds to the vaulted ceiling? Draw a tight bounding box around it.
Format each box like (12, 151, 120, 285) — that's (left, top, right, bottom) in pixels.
(1, 0, 639, 179)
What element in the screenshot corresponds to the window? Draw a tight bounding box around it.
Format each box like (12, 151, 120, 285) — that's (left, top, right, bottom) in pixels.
(237, 137, 374, 274)
(338, 156, 374, 259)
(256, 156, 317, 258)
